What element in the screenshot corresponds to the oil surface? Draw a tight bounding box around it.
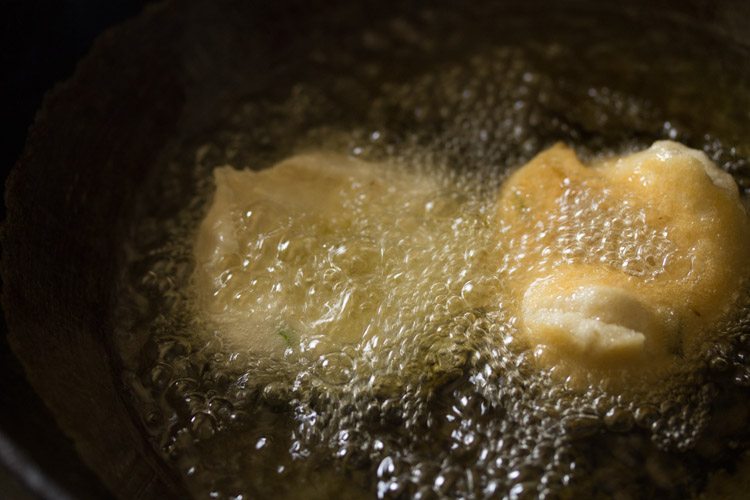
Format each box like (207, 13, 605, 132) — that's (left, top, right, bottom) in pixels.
(114, 5, 750, 499)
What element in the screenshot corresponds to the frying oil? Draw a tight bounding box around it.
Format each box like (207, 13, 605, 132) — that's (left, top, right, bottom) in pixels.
(114, 11, 750, 499)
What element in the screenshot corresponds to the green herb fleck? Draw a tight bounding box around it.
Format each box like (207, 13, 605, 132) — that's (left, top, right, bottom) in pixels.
(276, 327, 295, 347)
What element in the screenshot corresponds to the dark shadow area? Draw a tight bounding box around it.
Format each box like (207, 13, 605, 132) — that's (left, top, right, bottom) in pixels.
(2, 2, 154, 498)
(1, 0, 155, 194)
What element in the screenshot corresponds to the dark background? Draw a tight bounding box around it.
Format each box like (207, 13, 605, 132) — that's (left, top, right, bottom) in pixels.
(1, 0, 156, 183)
(1, 2, 154, 498)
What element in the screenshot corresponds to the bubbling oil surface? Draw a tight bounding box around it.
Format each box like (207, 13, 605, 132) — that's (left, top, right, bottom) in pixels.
(115, 38, 750, 500)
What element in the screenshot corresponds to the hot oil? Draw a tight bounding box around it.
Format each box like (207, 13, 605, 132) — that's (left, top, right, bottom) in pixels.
(114, 8, 750, 499)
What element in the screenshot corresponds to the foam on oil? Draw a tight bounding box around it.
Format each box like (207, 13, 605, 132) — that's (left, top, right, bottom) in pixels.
(114, 42, 750, 500)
